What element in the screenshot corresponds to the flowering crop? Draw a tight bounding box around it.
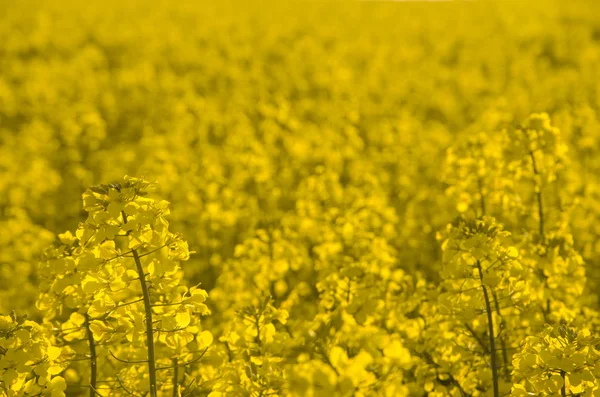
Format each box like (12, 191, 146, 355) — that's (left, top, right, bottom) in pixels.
(2, 0, 600, 396)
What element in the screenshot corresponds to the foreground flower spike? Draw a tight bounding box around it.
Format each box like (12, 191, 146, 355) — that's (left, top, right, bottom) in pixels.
(504, 113, 569, 241)
(38, 176, 211, 397)
(439, 216, 527, 397)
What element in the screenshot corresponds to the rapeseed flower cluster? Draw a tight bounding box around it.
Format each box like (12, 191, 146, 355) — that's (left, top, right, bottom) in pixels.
(2, 0, 600, 396)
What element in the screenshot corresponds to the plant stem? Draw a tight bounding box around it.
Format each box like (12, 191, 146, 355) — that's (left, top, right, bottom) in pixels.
(492, 291, 510, 379)
(124, 211, 158, 397)
(531, 152, 553, 318)
(464, 323, 488, 354)
(84, 314, 97, 397)
(172, 358, 179, 397)
(422, 352, 470, 397)
(477, 261, 499, 397)
(561, 370, 566, 397)
(477, 177, 486, 217)
(530, 152, 544, 240)
(476, 186, 508, 379)
(133, 247, 158, 397)
(254, 313, 262, 348)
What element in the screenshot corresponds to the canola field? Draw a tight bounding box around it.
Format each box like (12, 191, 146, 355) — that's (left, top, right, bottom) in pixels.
(2, 0, 600, 396)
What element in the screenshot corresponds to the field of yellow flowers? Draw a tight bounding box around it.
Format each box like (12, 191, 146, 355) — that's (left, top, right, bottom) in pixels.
(2, 0, 600, 396)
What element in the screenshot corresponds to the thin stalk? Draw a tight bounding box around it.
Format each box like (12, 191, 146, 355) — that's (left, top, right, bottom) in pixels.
(123, 212, 157, 397)
(84, 314, 97, 397)
(477, 261, 499, 397)
(422, 352, 470, 397)
(254, 313, 262, 348)
(464, 323, 488, 354)
(530, 152, 544, 240)
(477, 177, 486, 217)
(530, 152, 552, 317)
(492, 291, 510, 379)
(133, 247, 157, 397)
(560, 370, 566, 397)
(172, 358, 179, 397)
(476, 185, 508, 380)
(346, 279, 352, 305)
(318, 344, 340, 376)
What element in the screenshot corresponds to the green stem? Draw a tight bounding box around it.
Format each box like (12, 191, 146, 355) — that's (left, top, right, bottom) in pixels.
(476, 183, 508, 379)
(172, 358, 179, 397)
(254, 313, 262, 348)
(84, 314, 97, 397)
(531, 152, 553, 320)
(319, 344, 340, 376)
(123, 211, 157, 397)
(133, 247, 158, 397)
(477, 177, 486, 218)
(422, 352, 470, 397)
(492, 291, 510, 379)
(530, 152, 544, 240)
(464, 322, 488, 354)
(477, 261, 499, 397)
